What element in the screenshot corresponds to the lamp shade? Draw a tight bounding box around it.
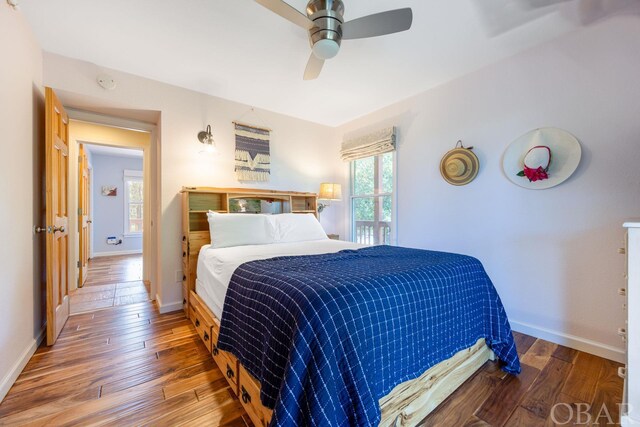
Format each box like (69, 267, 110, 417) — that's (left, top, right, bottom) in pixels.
(319, 183, 342, 201)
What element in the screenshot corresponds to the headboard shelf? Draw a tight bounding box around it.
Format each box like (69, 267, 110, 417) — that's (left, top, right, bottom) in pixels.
(180, 187, 319, 317)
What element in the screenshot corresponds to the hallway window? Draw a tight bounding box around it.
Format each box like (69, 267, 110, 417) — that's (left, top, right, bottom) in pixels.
(124, 170, 143, 235)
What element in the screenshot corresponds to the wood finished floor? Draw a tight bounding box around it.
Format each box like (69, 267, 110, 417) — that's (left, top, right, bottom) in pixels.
(70, 254, 148, 314)
(84, 254, 143, 287)
(0, 301, 623, 426)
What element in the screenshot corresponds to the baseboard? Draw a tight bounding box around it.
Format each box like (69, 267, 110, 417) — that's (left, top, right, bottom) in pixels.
(510, 320, 626, 363)
(0, 327, 46, 403)
(92, 249, 142, 257)
(156, 293, 183, 314)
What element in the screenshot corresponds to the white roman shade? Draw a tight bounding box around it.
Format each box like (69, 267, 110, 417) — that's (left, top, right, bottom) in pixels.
(340, 127, 396, 162)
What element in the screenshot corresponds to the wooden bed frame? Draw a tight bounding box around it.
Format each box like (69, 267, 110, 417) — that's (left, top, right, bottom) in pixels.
(180, 187, 495, 427)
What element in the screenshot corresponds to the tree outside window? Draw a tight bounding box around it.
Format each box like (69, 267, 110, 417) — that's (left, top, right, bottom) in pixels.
(351, 152, 394, 245)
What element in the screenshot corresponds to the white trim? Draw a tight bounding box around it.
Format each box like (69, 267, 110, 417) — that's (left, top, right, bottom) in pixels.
(124, 169, 143, 178)
(67, 109, 157, 133)
(156, 294, 184, 314)
(0, 327, 45, 402)
(92, 249, 142, 257)
(510, 319, 626, 363)
(122, 233, 143, 238)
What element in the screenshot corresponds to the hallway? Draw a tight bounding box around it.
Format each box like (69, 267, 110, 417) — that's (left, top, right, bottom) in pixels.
(70, 254, 148, 314)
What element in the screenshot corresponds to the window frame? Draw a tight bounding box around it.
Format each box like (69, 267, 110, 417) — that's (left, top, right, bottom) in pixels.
(349, 152, 397, 245)
(123, 169, 143, 237)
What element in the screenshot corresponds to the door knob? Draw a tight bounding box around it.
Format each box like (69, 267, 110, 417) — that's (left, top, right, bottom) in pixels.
(87, 220, 93, 224)
(34, 226, 47, 234)
(51, 226, 65, 233)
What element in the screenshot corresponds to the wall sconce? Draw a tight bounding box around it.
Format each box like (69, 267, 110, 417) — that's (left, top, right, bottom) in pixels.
(318, 183, 342, 213)
(198, 125, 217, 154)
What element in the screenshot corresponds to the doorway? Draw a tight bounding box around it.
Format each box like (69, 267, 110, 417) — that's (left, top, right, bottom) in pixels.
(68, 121, 152, 314)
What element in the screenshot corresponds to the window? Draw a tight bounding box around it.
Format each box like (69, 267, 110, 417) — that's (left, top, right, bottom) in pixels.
(351, 152, 394, 245)
(124, 170, 143, 235)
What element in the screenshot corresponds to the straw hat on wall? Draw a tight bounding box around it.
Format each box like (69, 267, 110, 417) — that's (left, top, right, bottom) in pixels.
(440, 141, 480, 186)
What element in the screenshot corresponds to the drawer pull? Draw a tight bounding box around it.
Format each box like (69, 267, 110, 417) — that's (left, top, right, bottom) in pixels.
(203, 332, 209, 341)
(619, 288, 627, 296)
(195, 319, 200, 327)
(241, 386, 251, 404)
(618, 367, 627, 379)
(226, 364, 235, 379)
(213, 345, 219, 356)
(618, 247, 626, 254)
(618, 327, 627, 337)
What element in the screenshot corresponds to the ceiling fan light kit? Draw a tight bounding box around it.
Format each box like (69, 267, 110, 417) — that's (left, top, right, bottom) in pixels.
(255, 0, 413, 80)
(307, 0, 344, 60)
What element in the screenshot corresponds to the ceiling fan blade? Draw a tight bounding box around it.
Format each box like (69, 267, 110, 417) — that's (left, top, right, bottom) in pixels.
(255, 0, 315, 30)
(342, 8, 413, 40)
(303, 53, 324, 80)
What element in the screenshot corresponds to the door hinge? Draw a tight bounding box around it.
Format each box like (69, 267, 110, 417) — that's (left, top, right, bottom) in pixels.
(77, 260, 80, 268)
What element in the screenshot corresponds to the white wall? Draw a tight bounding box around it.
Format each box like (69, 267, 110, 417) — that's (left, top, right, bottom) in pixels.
(338, 15, 640, 361)
(0, 4, 45, 401)
(91, 153, 143, 255)
(42, 53, 343, 312)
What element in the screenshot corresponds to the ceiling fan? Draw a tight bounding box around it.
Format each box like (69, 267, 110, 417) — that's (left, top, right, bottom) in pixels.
(255, 0, 413, 80)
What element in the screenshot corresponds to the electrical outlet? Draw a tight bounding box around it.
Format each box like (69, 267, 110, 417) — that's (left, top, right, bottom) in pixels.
(175, 270, 183, 283)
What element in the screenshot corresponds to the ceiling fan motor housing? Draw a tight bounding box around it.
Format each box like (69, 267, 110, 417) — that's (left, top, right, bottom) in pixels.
(306, 0, 344, 59)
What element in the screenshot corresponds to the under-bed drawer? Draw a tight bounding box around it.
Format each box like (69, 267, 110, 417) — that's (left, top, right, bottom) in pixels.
(238, 365, 273, 427)
(190, 291, 240, 396)
(213, 344, 239, 395)
(189, 292, 214, 353)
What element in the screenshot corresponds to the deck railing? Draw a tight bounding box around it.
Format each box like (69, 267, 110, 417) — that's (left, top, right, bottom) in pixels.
(354, 220, 391, 245)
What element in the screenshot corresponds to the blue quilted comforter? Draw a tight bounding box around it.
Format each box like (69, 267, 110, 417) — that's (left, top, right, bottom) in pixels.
(217, 245, 520, 427)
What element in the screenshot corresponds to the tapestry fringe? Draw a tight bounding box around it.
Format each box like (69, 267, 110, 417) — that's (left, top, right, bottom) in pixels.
(235, 169, 270, 182)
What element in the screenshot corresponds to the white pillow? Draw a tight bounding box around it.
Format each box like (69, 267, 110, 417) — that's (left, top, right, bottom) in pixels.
(273, 213, 328, 243)
(207, 212, 276, 249)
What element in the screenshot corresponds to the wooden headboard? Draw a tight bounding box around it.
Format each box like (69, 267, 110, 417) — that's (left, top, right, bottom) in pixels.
(179, 187, 318, 312)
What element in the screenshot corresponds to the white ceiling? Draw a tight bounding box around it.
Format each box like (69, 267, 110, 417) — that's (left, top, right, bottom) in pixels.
(84, 144, 143, 159)
(20, 0, 635, 126)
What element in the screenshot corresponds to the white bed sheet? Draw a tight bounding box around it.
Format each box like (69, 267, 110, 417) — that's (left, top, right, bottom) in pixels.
(196, 239, 365, 319)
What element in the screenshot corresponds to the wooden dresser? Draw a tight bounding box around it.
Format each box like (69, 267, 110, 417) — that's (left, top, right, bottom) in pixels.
(622, 221, 639, 426)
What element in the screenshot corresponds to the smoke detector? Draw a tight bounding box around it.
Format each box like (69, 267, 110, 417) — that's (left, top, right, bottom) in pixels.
(7, 0, 20, 10)
(97, 74, 117, 91)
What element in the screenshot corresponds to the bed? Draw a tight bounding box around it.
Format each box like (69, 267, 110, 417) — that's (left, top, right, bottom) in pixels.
(181, 187, 520, 427)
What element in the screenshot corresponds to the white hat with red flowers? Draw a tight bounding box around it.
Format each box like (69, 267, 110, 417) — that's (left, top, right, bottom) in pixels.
(502, 127, 582, 190)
